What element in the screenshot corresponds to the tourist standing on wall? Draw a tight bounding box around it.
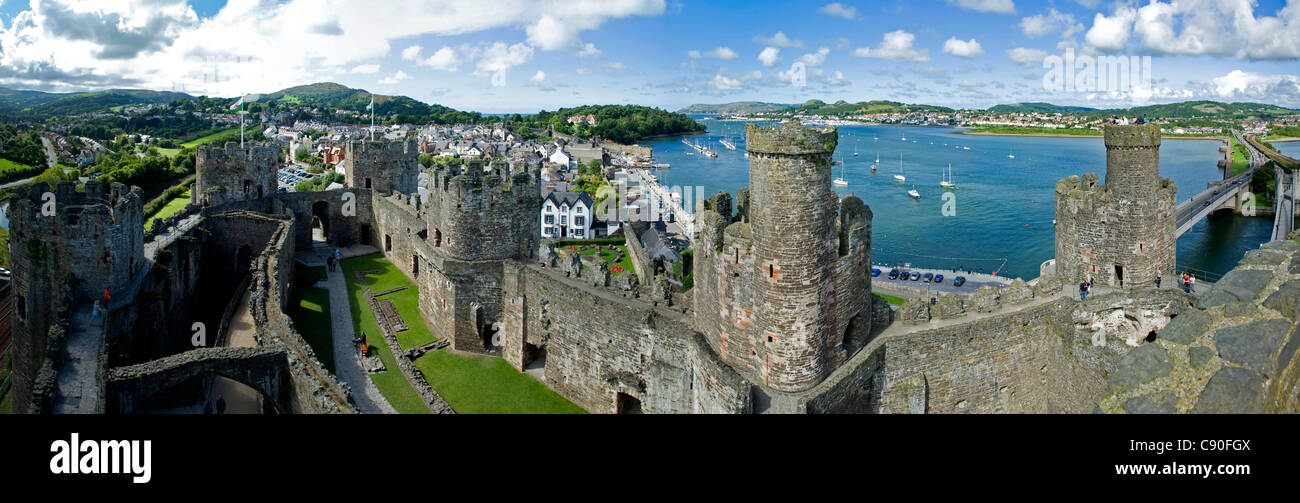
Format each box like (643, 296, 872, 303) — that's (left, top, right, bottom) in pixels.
(1079, 281, 1089, 301)
(1155, 269, 1162, 288)
(1189, 275, 1196, 293)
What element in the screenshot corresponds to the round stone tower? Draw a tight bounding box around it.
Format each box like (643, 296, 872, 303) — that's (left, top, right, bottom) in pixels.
(745, 120, 839, 392)
(1054, 124, 1175, 288)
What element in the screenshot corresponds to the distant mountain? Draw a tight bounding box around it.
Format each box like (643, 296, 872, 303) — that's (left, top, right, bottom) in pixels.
(987, 102, 1099, 114)
(785, 99, 954, 116)
(0, 87, 193, 117)
(676, 101, 793, 115)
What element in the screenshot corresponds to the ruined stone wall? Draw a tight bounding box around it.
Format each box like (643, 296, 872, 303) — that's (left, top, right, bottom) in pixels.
(195, 142, 278, 207)
(424, 159, 540, 262)
(501, 261, 750, 413)
(1055, 125, 1176, 288)
(344, 140, 418, 195)
(276, 189, 375, 249)
(7, 181, 143, 413)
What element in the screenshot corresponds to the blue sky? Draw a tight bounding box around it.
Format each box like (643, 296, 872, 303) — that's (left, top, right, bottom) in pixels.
(1, 0, 1297, 113)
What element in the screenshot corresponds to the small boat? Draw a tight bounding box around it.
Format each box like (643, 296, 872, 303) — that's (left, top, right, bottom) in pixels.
(963, 146, 971, 150)
(871, 152, 879, 173)
(833, 154, 848, 186)
(940, 163, 956, 189)
(901, 136, 907, 141)
(894, 153, 906, 182)
(1007, 147, 1015, 159)
(720, 138, 737, 151)
(908, 186, 921, 199)
(853, 139, 859, 156)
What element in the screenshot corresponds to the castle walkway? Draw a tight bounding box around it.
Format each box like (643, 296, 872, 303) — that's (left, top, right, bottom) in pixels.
(52, 306, 104, 414)
(301, 245, 397, 414)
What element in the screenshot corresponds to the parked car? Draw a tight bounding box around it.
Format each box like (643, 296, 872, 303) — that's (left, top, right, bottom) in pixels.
(910, 271, 921, 281)
(922, 272, 933, 282)
(953, 276, 967, 287)
(933, 274, 944, 283)
(888, 269, 900, 280)
(871, 268, 881, 277)
(0, 267, 9, 279)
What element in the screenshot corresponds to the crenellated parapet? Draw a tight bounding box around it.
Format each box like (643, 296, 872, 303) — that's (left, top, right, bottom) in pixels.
(419, 158, 541, 262)
(344, 139, 419, 194)
(195, 141, 278, 207)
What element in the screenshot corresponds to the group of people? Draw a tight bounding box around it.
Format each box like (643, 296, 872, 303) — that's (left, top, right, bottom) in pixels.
(1110, 115, 1150, 125)
(1079, 270, 1196, 300)
(326, 248, 343, 272)
(204, 395, 227, 414)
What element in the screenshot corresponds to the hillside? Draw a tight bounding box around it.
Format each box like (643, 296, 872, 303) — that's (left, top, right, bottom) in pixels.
(0, 87, 193, 118)
(528, 104, 704, 144)
(257, 82, 482, 123)
(1095, 101, 1299, 119)
(783, 99, 954, 116)
(987, 102, 1099, 114)
(676, 101, 793, 115)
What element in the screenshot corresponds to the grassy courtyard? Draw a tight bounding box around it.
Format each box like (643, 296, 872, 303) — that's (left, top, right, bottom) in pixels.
(287, 286, 335, 373)
(340, 252, 584, 414)
(561, 244, 634, 276)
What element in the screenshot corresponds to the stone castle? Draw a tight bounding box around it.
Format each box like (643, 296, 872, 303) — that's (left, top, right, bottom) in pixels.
(8, 122, 1300, 414)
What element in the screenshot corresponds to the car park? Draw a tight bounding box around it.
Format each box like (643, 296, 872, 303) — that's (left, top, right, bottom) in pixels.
(922, 272, 933, 282)
(933, 274, 944, 283)
(888, 269, 900, 280)
(871, 268, 881, 277)
(910, 271, 921, 281)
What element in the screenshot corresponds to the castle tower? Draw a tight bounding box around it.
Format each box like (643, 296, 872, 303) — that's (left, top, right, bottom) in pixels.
(1055, 124, 1176, 288)
(195, 142, 278, 207)
(344, 139, 418, 194)
(8, 181, 144, 412)
(746, 121, 844, 392)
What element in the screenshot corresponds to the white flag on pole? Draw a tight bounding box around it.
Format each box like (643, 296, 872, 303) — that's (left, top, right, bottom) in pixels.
(366, 97, 374, 111)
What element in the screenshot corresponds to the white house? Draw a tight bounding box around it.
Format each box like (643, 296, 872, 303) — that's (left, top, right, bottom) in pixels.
(541, 191, 594, 239)
(548, 148, 572, 169)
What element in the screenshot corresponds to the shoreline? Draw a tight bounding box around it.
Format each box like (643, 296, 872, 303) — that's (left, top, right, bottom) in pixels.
(956, 131, 1226, 141)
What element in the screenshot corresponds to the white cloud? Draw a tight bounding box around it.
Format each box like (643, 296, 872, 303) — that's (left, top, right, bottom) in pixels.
(942, 37, 984, 58)
(474, 42, 533, 85)
(797, 47, 831, 67)
(0, 0, 667, 95)
(1084, 6, 1137, 52)
(946, 0, 1016, 14)
(401, 45, 422, 61)
(1020, 8, 1080, 38)
(1204, 69, 1300, 102)
(577, 42, 602, 58)
(418, 46, 461, 72)
(752, 31, 804, 48)
(690, 46, 739, 60)
(816, 69, 849, 86)
(378, 70, 410, 85)
(609, 61, 626, 70)
(531, 70, 546, 82)
(1006, 47, 1048, 67)
(818, 3, 857, 20)
(853, 30, 929, 62)
(708, 69, 761, 90)
(350, 64, 380, 74)
(758, 47, 780, 67)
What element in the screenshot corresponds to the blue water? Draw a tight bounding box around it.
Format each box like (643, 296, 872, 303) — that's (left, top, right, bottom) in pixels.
(1275, 141, 1300, 158)
(646, 120, 1271, 280)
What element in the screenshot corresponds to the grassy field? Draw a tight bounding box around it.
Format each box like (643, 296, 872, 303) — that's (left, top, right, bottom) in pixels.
(341, 252, 584, 414)
(961, 125, 1102, 136)
(156, 147, 182, 158)
(287, 286, 335, 373)
(0, 158, 42, 182)
(143, 190, 191, 230)
(877, 293, 907, 306)
(181, 128, 242, 149)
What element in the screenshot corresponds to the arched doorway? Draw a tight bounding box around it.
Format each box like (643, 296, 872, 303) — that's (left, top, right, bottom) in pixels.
(311, 201, 330, 244)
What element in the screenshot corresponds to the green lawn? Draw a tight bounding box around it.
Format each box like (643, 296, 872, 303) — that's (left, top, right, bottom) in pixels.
(143, 190, 191, 230)
(156, 147, 181, 158)
(413, 352, 586, 414)
(287, 286, 335, 373)
(878, 293, 907, 306)
(0, 158, 42, 180)
(341, 252, 584, 414)
(570, 244, 635, 276)
(181, 128, 241, 149)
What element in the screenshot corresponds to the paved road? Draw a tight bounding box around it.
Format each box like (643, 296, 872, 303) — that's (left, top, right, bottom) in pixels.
(873, 265, 1011, 296)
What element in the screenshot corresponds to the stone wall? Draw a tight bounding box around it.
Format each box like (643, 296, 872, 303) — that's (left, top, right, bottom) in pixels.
(195, 142, 278, 207)
(105, 346, 293, 414)
(423, 158, 539, 262)
(500, 261, 749, 413)
(344, 140, 418, 195)
(1055, 124, 1176, 288)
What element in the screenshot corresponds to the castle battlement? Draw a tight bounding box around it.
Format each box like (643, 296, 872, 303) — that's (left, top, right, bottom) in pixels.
(347, 139, 418, 155)
(344, 139, 418, 194)
(1056, 125, 1175, 288)
(196, 142, 279, 166)
(745, 120, 838, 156)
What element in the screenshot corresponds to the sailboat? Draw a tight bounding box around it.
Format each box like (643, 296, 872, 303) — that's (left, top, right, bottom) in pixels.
(893, 153, 907, 182)
(833, 154, 848, 186)
(1007, 147, 1015, 159)
(940, 164, 956, 189)
(871, 152, 879, 173)
(908, 185, 921, 199)
(853, 139, 859, 156)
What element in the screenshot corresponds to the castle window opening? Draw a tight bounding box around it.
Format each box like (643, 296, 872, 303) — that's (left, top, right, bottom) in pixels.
(243, 180, 251, 194)
(1114, 265, 1124, 287)
(365, 178, 373, 189)
(615, 392, 642, 414)
(16, 295, 26, 321)
(768, 264, 774, 278)
(434, 228, 441, 247)
(385, 235, 392, 252)
(412, 255, 419, 278)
